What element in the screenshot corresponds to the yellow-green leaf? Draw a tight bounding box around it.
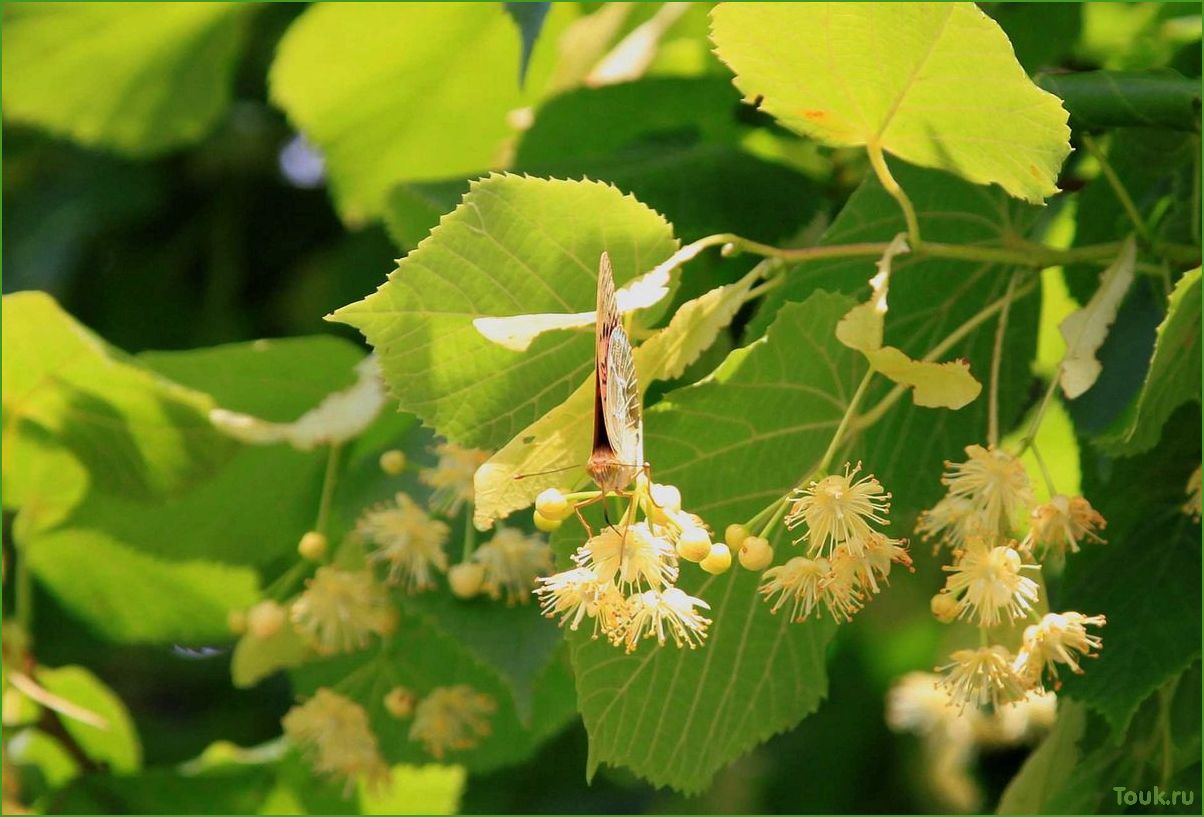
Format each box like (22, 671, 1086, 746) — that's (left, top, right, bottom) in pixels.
(37, 666, 141, 773)
(864, 347, 982, 409)
(710, 2, 1071, 202)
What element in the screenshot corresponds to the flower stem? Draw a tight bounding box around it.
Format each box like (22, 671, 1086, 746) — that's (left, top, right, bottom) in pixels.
(1018, 373, 1061, 455)
(818, 369, 876, 476)
(1082, 133, 1151, 244)
(462, 503, 477, 561)
(988, 272, 1020, 448)
(867, 143, 923, 249)
(314, 443, 343, 536)
(1029, 441, 1059, 498)
(756, 497, 791, 540)
(853, 279, 1037, 432)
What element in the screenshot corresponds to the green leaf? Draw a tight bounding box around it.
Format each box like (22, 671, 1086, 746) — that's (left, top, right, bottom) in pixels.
(289, 614, 578, 774)
(996, 700, 1089, 815)
(1059, 406, 1202, 735)
(1097, 267, 1201, 455)
(709, 1, 1071, 202)
(1, 3, 251, 155)
(504, 2, 551, 87)
(231, 625, 310, 690)
(269, 3, 567, 223)
(48, 766, 273, 814)
(565, 293, 861, 794)
(1036, 69, 1203, 132)
(753, 161, 1041, 520)
(21, 527, 259, 644)
(6, 729, 80, 790)
(332, 174, 678, 450)
(55, 338, 365, 568)
(37, 665, 141, 773)
(2, 292, 232, 502)
(474, 269, 762, 529)
(359, 763, 465, 815)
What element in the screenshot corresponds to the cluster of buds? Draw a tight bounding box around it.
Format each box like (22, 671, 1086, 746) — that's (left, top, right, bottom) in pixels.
(920, 445, 1107, 712)
(533, 474, 723, 652)
(759, 462, 912, 623)
(283, 682, 498, 788)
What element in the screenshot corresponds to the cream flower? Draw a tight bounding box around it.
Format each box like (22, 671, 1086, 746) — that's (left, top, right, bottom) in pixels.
(786, 462, 891, 556)
(977, 689, 1057, 746)
(938, 646, 1027, 710)
(420, 442, 489, 515)
(941, 538, 1039, 627)
(573, 522, 677, 592)
(1185, 465, 1201, 522)
(408, 685, 496, 759)
(290, 568, 395, 653)
(359, 493, 450, 593)
(471, 527, 553, 605)
(534, 567, 625, 640)
(1020, 494, 1106, 561)
(282, 688, 388, 790)
(823, 548, 866, 622)
(620, 587, 711, 652)
(1014, 611, 1106, 688)
(759, 556, 827, 621)
(916, 495, 990, 553)
(886, 671, 969, 737)
(854, 532, 913, 594)
(940, 445, 1033, 536)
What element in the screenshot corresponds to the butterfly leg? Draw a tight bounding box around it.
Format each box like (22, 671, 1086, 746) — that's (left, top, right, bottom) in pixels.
(571, 492, 607, 539)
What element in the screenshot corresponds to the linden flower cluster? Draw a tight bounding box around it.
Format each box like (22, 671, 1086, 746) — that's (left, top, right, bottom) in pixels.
(532, 475, 722, 653)
(284, 683, 498, 786)
(448, 527, 554, 605)
(421, 441, 489, 515)
(919, 444, 1108, 712)
(358, 493, 451, 593)
(761, 463, 912, 623)
(887, 672, 1057, 811)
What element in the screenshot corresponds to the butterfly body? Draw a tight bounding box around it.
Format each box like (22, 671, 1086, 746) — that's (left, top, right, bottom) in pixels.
(586, 252, 644, 494)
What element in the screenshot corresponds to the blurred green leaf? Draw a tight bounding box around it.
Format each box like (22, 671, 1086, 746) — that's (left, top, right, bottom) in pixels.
(48, 766, 274, 814)
(231, 625, 310, 690)
(989, 2, 1082, 73)
(564, 293, 855, 794)
(289, 614, 577, 774)
(1, 3, 252, 155)
(332, 174, 678, 450)
(1097, 267, 1200, 455)
(21, 527, 259, 644)
(269, 3, 567, 223)
(37, 665, 142, 773)
(358, 763, 466, 815)
(504, 2, 551, 87)
(1036, 70, 1202, 132)
(710, 1, 1071, 202)
(6, 728, 81, 791)
(2, 292, 233, 502)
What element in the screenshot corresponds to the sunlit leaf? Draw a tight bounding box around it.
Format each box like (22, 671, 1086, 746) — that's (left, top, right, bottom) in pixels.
(1, 3, 252, 155)
(1097, 267, 1201, 455)
(864, 347, 981, 409)
(710, 1, 1071, 202)
(358, 763, 465, 815)
(331, 174, 678, 451)
(1058, 237, 1137, 399)
(37, 666, 141, 773)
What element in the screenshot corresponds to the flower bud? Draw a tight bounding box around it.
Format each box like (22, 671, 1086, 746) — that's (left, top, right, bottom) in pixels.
(725, 523, 750, 549)
(650, 483, 682, 514)
(738, 536, 773, 571)
(449, 562, 486, 599)
(298, 531, 328, 561)
(533, 510, 562, 533)
(379, 449, 407, 475)
(676, 526, 712, 562)
(700, 543, 733, 575)
(930, 592, 960, 624)
(535, 488, 571, 521)
(384, 686, 416, 719)
(248, 600, 286, 639)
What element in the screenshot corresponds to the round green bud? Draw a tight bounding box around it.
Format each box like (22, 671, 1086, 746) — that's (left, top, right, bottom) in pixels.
(676, 526, 712, 562)
(535, 488, 571, 521)
(298, 531, 328, 561)
(379, 449, 407, 475)
(700, 543, 733, 575)
(737, 536, 774, 571)
(725, 523, 750, 549)
(449, 562, 486, 599)
(533, 509, 562, 533)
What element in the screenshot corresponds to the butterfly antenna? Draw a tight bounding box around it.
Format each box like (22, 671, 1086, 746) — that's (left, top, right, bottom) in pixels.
(514, 464, 584, 481)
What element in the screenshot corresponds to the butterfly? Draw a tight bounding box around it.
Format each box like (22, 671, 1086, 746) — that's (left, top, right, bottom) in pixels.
(586, 251, 645, 494)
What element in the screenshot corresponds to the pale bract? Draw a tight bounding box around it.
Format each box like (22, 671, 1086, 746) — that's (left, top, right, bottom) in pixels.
(209, 355, 386, 450)
(1058, 237, 1137, 399)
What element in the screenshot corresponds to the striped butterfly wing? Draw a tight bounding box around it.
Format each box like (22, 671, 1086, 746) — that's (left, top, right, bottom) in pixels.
(589, 252, 643, 491)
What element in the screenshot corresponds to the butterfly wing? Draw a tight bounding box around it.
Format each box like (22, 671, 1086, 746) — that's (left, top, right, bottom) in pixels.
(604, 322, 644, 472)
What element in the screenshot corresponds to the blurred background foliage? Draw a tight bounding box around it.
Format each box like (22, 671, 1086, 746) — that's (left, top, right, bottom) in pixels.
(2, 2, 1201, 814)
